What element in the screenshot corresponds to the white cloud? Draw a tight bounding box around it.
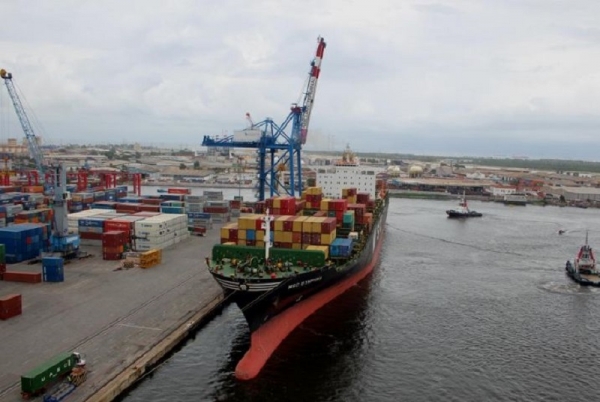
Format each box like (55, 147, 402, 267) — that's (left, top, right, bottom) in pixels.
(0, 0, 600, 158)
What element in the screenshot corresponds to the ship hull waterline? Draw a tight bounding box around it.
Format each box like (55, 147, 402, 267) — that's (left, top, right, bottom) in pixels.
(235, 224, 386, 380)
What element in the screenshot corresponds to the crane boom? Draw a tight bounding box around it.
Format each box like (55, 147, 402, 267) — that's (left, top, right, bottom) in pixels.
(299, 37, 326, 144)
(0, 69, 45, 173)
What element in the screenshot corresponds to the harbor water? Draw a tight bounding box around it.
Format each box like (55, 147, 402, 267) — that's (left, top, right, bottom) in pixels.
(121, 196, 600, 402)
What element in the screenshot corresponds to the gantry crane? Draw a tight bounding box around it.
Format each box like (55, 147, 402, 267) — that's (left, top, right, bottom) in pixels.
(0, 69, 45, 175)
(202, 37, 326, 200)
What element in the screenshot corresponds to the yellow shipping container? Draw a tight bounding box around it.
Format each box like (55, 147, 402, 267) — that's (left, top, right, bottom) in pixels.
(282, 231, 293, 243)
(275, 216, 288, 231)
(222, 242, 236, 246)
(305, 245, 329, 259)
(238, 229, 246, 240)
(237, 216, 251, 230)
(220, 227, 229, 239)
(292, 243, 302, 250)
(237, 239, 246, 246)
(320, 199, 332, 211)
(347, 196, 357, 204)
(256, 230, 265, 241)
(256, 240, 265, 248)
(293, 216, 308, 232)
(320, 230, 337, 245)
(311, 217, 325, 233)
(302, 217, 315, 233)
(274, 231, 286, 242)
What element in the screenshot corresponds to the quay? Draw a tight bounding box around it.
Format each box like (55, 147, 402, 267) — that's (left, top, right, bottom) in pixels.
(0, 227, 226, 402)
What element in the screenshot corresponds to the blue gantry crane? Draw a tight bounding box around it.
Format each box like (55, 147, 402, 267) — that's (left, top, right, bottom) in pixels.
(202, 37, 327, 201)
(1, 69, 80, 257)
(0, 69, 45, 175)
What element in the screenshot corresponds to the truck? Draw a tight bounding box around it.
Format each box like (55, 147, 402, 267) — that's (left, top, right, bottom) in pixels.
(20, 352, 86, 400)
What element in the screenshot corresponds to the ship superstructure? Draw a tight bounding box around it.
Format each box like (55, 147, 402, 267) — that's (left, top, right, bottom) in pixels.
(316, 145, 381, 199)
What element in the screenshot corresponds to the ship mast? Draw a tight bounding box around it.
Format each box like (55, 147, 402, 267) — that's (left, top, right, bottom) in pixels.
(261, 209, 274, 260)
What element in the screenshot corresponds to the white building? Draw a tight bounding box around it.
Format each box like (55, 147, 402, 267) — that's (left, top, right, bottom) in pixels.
(487, 185, 517, 196)
(316, 146, 380, 199)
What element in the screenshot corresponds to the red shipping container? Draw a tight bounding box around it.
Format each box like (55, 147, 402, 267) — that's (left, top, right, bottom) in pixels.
(140, 205, 160, 212)
(282, 217, 294, 232)
(228, 229, 238, 242)
(103, 245, 124, 254)
(190, 227, 207, 235)
(2, 272, 42, 283)
(310, 233, 321, 245)
(321, 217, 336, 234)
(103, 253, 122, 261)
(357, 193, 370, 204)
(0, 263, 6, 274)
(302, 233, 311, 244)
(245, 239, 256, 247)
(102, 230, 127, 246)
(0, 293, 22, 320)
(104, 220, 132, 236)
(80, 232, 103, 240)
(167, 188, 191, 194)
(292, 232, 302, 243)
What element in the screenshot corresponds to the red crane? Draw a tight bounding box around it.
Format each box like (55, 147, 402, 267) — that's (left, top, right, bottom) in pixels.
(299, 37, 326, 144)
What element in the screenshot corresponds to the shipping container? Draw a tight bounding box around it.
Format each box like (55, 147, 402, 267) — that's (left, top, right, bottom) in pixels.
(0, 293, 22, 320)
(20, 352, 76, 395)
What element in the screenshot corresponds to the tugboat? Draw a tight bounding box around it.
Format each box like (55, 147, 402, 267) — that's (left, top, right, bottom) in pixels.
(446, 192, 482, 218)
(565, 232, 600, 286)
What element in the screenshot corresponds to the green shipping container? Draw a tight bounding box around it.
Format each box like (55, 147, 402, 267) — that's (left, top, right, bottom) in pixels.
(21, 352, 76, 394)
(0, 243, 4, 263)
(212, 245, 326, 267)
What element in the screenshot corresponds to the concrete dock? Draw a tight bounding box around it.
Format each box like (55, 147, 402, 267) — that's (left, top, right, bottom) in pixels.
(0, 228, 226, 402)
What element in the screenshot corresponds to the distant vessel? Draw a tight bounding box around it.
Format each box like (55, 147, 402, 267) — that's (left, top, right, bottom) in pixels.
(565, 233, 600, 286)
(446, 192, 482, 218)
(502, 193, 527, 206)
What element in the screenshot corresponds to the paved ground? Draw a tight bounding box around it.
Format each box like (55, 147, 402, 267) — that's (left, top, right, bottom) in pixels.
(0, 228, 224, 402)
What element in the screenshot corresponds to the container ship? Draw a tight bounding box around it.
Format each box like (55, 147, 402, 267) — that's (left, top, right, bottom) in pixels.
(206, 146, 389, 379)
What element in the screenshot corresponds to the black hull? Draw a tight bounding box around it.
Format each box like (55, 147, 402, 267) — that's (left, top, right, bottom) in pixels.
(213, 197, 389, 333)
(446, 210, 482, 218)
(565, 261, 600, 286)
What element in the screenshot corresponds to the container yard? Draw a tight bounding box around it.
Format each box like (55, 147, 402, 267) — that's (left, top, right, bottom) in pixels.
(0, 188, 239, 402)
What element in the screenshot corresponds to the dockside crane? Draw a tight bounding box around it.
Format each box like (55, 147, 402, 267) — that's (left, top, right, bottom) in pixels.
(202, 37, 327, 200)
(0, 69, 80, 257)
(0, 69, 45, 175)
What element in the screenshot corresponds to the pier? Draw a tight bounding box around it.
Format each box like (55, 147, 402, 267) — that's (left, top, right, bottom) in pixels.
(0, 229, 225, 402)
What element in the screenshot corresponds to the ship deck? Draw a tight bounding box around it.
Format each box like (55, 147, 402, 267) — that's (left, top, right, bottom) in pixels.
(213, 262, 317, 279)
(0, 228, 225, 402)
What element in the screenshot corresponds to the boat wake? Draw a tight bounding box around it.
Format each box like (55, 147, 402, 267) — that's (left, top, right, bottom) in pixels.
(387, 224, 530, 258)
(538, 281, 600, 295)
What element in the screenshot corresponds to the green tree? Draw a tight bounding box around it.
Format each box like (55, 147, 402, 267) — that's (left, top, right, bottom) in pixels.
(179, 163, 187, 170)
(193, 160, 200, 170)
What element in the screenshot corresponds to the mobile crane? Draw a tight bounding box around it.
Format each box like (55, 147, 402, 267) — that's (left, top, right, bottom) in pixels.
(0, 69, 45, 175)
(1, 69, 80, 258)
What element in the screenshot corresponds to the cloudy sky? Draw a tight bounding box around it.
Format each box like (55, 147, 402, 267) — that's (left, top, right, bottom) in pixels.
(1, 0, 600, 159)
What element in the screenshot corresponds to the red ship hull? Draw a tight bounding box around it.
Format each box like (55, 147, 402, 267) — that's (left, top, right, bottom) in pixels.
(235, 226, 386, 380)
